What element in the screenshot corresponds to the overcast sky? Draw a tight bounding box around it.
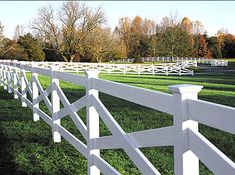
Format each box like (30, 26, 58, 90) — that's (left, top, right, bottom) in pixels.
(0, 1, 235, 39)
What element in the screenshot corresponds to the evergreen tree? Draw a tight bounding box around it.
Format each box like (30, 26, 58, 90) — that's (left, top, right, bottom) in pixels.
(207, 36, 222, 58)
(17, 33, 45, 61)
(221, 34, 235, 58)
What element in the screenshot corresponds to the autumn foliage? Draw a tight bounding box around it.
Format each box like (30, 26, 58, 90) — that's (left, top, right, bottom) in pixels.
(0, 2, 235, 62)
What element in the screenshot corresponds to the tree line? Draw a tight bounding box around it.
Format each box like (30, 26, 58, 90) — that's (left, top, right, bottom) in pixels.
(0, 1, 235, 62)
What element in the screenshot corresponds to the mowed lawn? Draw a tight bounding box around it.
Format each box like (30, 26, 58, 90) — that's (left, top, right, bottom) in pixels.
(0, 70, 235, 174)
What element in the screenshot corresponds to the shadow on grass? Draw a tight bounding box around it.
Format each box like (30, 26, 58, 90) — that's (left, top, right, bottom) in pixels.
(0, 89, 30, 175)
(0, 89, 80, 175)
(0, 127, 26, 175)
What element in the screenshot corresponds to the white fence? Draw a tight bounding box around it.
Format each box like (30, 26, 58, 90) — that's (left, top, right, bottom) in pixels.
(116, 57, 228, 67)
(25, 61, 196, 76)
(211, 59, 229, 67)
(0, 59, 235, 175)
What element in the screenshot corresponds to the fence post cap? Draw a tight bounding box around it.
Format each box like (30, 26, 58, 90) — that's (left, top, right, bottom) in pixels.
(168, 84, 203, 94)
(85, 69, 100, 77)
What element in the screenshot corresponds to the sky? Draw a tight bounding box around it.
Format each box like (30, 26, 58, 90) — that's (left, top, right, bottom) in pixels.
(0, 1, 235, 39)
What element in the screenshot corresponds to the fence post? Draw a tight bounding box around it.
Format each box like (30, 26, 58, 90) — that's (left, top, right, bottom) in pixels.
(138, 64, 141, 75)
(20, 62, 27, 107)
(124, 65, 126, 75)
(108, 64, 111, 74)
(152, 64, 155, 75)
(0, 64, 3, 86)
(2, 65, 7, 90)
(165, 66, 169, 76)
(32, 64, 40, 121)
(12, 60, 19, 99)
(7, 63, 12, 94)
(3, 64, 7, 90)
(86, 70, 100, 175)
(51, 66, 61, 142)
(169, 84, 203, 175)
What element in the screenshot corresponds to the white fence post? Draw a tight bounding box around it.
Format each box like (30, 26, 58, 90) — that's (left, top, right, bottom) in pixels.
(32, 64, 40, 121)
(152, 64, 155, 75)
(0, 64, 3, 86)
(138, 64, 141, 75)
(169, 84, 203, 175)
(51, 66, 61, 142)
(165, 66, 169, 76)
(3, 64, 7, 90)
(13, 60, 19, 99)
(7, 65, 12, 94)
(124, 65, 126, 75)
(20, 62, 27, 107)
(86, 70, 100, 175)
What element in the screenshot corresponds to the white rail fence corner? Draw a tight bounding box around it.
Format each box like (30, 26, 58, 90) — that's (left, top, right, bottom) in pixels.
(0, 59, 235, 175)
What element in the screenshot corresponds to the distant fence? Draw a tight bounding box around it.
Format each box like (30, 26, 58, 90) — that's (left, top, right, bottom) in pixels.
(26, 61, 196, 76)
(0, 59, 235, 175)
(115, 57, 228, 67)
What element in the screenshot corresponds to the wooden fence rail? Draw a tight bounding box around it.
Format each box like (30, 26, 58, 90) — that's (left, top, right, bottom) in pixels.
(0, 59, 234, 175)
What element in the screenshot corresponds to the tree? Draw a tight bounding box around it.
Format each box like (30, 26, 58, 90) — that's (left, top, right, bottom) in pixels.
(43, 43, 63, 61)
(157, 15, 193, 60)
(0, 38, 27, 60)
(129, 16, 143, 61)
(111, 40, 127, 60)
(221, 34, 235, 58)
(193, 20, 205, 35)
(216, 29, 228, 55)
(14, 25, 24, 41)
(31, 1, 106, 62)
(116, 16, 157, 62)
(180, 17, 193, 34)
(206, 36, 222, 58)
(160, 26, 193, 58)
(148, 33, 158, 57)
(193, 34, 210, 57)
(17, 33, 45, 61)
(0, 21, 4, 50)
(86, 27, 115, 63)
(116, 17, 132, 57)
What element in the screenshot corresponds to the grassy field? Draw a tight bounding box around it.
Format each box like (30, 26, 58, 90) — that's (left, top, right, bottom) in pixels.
(0, 65, 235, 174)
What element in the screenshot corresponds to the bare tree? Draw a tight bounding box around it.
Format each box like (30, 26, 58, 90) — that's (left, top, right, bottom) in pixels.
(31, 1, 106, 62)
(14, 25, 25, 40)
(193, 20, 205, 35)
(0, 21, 4, 49)
(31, 5, 60, 49)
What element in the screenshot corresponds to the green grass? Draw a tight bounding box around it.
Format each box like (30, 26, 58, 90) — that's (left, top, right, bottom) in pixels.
(1, 72, 235, 175)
